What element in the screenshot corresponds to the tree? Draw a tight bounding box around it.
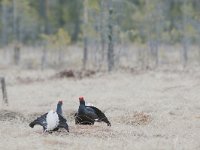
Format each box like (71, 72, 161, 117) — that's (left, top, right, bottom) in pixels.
(82, 0, 88, 70)
(107, 7, 114, 71)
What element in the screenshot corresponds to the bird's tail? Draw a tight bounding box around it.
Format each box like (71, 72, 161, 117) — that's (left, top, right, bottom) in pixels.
(29, 120, 37, 128)
(58, 114, 69, 132)
(99, 117, 111, 126)
(58, 123, 69, 132)
(29, 113, 47, 131)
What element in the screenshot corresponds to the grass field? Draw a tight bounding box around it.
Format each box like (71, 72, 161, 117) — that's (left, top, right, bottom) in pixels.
(0, 66, 200, 150)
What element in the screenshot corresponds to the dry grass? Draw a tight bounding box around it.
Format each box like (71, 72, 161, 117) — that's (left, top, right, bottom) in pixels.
(0, 66, 200, 150)
(0, 110, 26, 121)
(115, 112, 152, 126)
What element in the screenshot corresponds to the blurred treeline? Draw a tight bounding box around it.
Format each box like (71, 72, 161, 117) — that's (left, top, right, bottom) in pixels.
(1, 0, 200, 45)
(1, 0, 200, 70)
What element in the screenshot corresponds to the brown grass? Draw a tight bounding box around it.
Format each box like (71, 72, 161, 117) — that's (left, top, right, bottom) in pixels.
(1, 67, 200, 150)
(0, 109, 26, 121)
(115, 112, 152, 126)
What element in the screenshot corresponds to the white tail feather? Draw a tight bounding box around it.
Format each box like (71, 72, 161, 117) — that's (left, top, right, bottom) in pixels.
(86, 102, 94, 107)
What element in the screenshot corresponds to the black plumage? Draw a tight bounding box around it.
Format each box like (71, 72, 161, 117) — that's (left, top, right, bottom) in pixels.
(29, 101, 69, 132)
(75, 97, 111, 126)
(56, 100, 63, 116)
(29, 112, 69, 132)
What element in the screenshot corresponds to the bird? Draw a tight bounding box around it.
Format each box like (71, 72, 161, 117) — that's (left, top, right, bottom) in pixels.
(29, 101, 69, 132)
(74, 96, 111, 126)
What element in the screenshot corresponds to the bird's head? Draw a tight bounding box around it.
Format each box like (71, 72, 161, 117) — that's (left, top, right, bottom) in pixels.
(79, 96, 85, 105)
(57, 100, 63, 106)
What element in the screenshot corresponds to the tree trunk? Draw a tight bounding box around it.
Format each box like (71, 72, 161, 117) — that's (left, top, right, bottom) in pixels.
(83, 37, 88, 70)
(1, 1, 8, 46)
(149, 40, 159, 67)
(58, 46, 64, 66)
(13, 45, 20, 65)
(182, 38, 188, 67)
(13, 0, 21, 41)
(82, 0, 88, 70)
(71, 2, 81, 42)
(107, 8, 114, 72)
(181, 0, 188, 67)
(44, 0, 50, 34)
(58, 0, 65, 28)
(100, 0, 105, 63)
(41, 46, 47, 70)
(39, 0, 50, 34)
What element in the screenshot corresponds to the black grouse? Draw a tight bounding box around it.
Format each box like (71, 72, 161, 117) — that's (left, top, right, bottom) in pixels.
(29, 101, 69, 132)
(75, 96, 111, 126)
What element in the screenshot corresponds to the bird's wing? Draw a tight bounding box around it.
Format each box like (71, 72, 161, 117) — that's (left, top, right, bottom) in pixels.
(57, 114, 69, 132)
(85, 107, 99, 119)
(29, 113, 48, 130)
(87, 106, 111, 126)
(75, 108, 96, 124)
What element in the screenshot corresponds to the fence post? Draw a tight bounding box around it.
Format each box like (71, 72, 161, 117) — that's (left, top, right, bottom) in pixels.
(1, 77, 8, 105)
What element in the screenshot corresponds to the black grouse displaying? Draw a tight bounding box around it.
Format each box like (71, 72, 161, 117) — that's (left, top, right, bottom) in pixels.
(75, 96, 111, 126)
(29, 101, 69, 132)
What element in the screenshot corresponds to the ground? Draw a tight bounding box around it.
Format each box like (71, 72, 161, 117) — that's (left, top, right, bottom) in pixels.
(0, 67, 200, 150)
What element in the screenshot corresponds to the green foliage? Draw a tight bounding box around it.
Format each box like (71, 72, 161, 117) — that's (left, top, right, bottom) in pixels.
(0, 0, 200, 46)
(41, 28, 71, 50)
(88, 0, 99, 11)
